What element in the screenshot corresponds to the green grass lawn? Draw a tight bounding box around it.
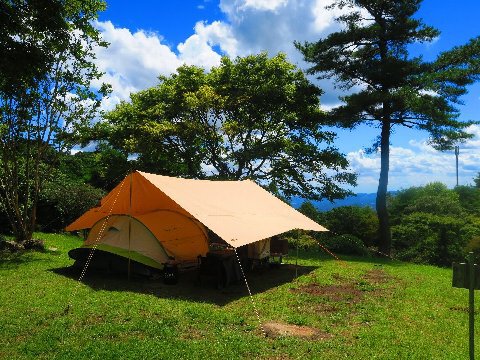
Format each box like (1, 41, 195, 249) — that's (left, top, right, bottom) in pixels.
(0, 233, 477, 359)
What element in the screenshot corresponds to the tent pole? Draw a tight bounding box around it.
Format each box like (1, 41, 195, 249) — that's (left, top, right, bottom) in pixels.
(127, 172, 133, 281)
(296, 229, 299, 278)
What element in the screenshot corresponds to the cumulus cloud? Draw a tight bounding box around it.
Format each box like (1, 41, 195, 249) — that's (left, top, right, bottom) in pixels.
(242, 0, 288, 11)
(92, 20, 235, 111)
(347, 129, 480, 193)
(92, 1, 353, 110)
(92, 21, 181, 110)
(178, 20, 239, 66)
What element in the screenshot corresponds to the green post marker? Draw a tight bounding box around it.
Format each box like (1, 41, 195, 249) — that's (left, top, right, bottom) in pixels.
(452, 252, 480, 358)
(469, 252, 475, 360)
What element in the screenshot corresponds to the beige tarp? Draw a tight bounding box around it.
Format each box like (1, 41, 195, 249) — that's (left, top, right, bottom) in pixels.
(67, 171, 327, 249)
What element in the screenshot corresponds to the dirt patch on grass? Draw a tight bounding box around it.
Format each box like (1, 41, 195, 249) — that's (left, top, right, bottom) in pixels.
(297, 282, 364, 303)
(362, 269, 393, 284)
(263, 321, 331, 340)
(315, 303, 340, 314)
(181, 326, 205, 340)
(294, 269, 396, 307)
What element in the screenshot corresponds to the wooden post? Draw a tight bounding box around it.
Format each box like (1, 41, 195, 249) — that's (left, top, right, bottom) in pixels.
(468, 252, 475, 360)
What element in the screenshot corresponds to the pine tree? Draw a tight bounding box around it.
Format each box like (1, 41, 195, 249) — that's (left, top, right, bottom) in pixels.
(296, 0, 480, 255)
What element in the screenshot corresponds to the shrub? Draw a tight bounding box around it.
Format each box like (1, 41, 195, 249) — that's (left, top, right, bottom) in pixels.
(37, 175, 105, 232)
(320, 234, 369, 256)
(283, 231, 319, 251)
(320, 206, 378, 247)
(391, 212, 468, 266)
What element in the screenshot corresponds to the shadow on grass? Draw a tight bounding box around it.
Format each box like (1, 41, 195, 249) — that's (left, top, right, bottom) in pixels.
(50, 263, 317, 306)
(0, 250, 55, 270)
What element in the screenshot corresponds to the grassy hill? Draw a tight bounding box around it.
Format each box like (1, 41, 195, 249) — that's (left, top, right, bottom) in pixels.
(0, 233, 477, 359)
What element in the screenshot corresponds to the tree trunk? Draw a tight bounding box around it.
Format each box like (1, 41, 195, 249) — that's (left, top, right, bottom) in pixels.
(376, 120, 392, 255)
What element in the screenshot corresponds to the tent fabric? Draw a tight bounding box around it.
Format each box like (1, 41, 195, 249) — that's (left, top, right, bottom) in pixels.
(84, 214, 208, 266)
(67, 171, 327, 250)
(85, 215, 169, 264)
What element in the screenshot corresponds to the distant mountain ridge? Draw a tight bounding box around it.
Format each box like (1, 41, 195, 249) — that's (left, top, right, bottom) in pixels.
(291, 192, 397, 211)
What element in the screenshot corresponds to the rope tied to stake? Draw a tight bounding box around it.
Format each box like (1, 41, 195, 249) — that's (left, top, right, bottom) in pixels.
(63, 179, 126, 315)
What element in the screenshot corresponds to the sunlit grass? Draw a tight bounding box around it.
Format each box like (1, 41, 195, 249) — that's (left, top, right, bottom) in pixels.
(0, 233, 476, 359)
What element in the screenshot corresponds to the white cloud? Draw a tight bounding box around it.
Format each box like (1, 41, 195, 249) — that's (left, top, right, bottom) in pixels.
(94, 21, 181, 95)
(92, 21, 181, 110)
(311, 0, 345, 33)
(178, 20, 239, 67)
(92, 20, 236, 111)
(242, 0, 288, 11)
(93, 1, 351, 110)
(347, 130, 480, 193)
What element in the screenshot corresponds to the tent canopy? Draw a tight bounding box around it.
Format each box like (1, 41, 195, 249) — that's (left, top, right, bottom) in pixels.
(66, 171, 327, 248)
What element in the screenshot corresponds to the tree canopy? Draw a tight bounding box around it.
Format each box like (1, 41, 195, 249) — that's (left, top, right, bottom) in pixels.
(0, 0, 108, 242)
(296, 0, 480, 254)
(99, 53, 356, 201)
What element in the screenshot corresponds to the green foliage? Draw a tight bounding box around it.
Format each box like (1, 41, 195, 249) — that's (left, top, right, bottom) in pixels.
(474, 172, 480, 188)
(296, 0, 480, 255)
(298, 201, 321, 222)
(0, 0, 108, 242)
(0, 0, 71, 95)
(454, 185, 480, 215)
(59, 145, 131, 191)
(391, 212, 467, 266)
(320, 234, 369, 256)
(389, 182, 480, 266)
(37, 173, 105, 232)
(320, 206, 379, 247)
(298, 201, 378, 253)
(100, 52, 356, 201)
(465, 236, 480, 259)
(389, 182, 464, 223)
(283, 232, 319, 251)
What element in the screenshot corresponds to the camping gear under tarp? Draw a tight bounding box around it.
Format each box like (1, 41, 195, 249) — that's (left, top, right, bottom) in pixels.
(66, 171, 327, 270)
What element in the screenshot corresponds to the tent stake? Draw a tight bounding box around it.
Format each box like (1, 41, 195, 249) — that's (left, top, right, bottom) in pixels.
(295, 229, 300, 278)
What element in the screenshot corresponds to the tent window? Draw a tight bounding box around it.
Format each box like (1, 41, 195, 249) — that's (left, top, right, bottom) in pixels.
(108, 226, 120, 232)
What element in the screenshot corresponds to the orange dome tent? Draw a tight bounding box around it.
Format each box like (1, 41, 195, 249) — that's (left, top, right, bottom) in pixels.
(66, 171, 327, 269)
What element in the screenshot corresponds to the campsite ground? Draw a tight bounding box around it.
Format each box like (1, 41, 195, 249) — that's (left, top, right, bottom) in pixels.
(0, 233, 477, 359)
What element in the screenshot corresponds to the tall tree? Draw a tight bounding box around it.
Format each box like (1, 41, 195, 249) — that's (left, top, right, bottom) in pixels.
(101, 53, 356, 201)
(0, 0, 109, 242)
(296, 0, 480, 254)
(0, 0, 70, 95)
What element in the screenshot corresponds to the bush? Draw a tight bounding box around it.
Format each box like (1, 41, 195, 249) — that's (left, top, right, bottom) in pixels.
(283, 232, 319, 251)
(391, 212, 468, 266)
(37, 175, 105, 232)
(320, 234, 369, 256)
(320, 206, 378, 247)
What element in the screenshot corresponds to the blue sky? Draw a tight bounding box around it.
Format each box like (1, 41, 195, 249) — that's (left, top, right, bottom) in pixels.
(92, 0, 480, 193)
